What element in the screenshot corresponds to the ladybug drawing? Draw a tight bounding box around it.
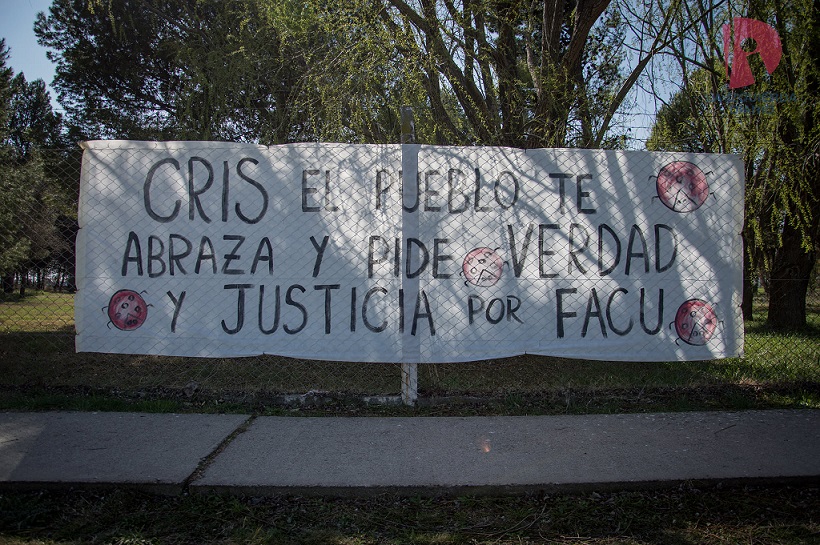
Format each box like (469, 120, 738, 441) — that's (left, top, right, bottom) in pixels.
(671, 299, 719, 346)
(654, 161, 710, 213)
(105, 289, 150, 331)
(461, 247, 504, 287)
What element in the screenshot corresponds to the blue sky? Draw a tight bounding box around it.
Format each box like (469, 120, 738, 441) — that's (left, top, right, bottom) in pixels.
(0, 0, 58, 105)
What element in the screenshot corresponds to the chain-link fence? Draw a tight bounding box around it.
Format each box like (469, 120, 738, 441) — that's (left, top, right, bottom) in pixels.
(1, 142, 817, 409)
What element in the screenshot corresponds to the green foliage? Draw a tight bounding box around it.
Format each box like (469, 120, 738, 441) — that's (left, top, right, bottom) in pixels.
(36, 0, 309, 143)
(647, 0, 819, 328)
(305, 0, 631, 147)
(0, 153, 70, 281)
(0, 40, 12, 145)
(8, 73, 63, 159)
(646, 68, 725, 153)
(36, 0, 661, 147)
(575, 5, 629, 148)
(259, 1, 429, 143)
(0, 161, 36, 276)
(2, 288, 817, 415)
(0, 36, 70, 286)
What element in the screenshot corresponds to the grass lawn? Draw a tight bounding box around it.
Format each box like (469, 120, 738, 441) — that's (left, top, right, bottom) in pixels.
(0, 290, 75, 334)
(0, 290, 817, 415)
(1, 486, 818, 544)
(1, 293, 818, 545)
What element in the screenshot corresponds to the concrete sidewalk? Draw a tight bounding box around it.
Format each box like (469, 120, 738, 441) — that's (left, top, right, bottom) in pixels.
(1, 410, 819, 496)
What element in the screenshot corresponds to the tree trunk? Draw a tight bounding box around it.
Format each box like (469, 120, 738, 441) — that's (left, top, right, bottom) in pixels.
(767, 222, 816, 329)
(2, 274, 13, 294)
(741, 233, 755, 321)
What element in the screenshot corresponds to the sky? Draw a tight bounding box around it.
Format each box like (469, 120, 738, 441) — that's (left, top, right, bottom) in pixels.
(0, 0, 58, 106)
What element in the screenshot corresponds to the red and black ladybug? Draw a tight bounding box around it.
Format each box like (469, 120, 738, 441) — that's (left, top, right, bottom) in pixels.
(671, 298, 719, 346)
(105, 289, 149, 331)
(654, 161, 710, 213)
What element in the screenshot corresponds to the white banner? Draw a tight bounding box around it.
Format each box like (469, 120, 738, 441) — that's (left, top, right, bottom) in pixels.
(75, 141, 744, 362)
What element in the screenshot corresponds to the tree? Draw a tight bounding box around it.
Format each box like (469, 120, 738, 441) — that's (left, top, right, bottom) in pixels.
(763, 0, 820, 329)
(257, 0, 427, 143)
(0, 40, 12, 144)
(0, 154, 68, 295)
(35, 0, 308, 143)
(0, 156, 33, 293)
(38, 0, 694, 147)
(0, 40, 23, 292)
(8, 74, 63, 161)
(646, 67, 727, 154)
(647, 66, 765, 321)
(0, 42, 69, 295)
(273, 0, 689, 147)
(647, 0, 819, 329)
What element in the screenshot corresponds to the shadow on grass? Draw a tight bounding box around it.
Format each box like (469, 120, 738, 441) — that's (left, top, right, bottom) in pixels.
(1, 483, 818, 544)
(1, 379, 818, 416)
(0, 297, 818, 414)
(745, 320, 820, 339)
(0, 328, 75, 353)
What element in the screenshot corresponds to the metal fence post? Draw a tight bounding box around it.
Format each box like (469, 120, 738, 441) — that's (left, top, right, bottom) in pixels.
(400, 106, 419, 406)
